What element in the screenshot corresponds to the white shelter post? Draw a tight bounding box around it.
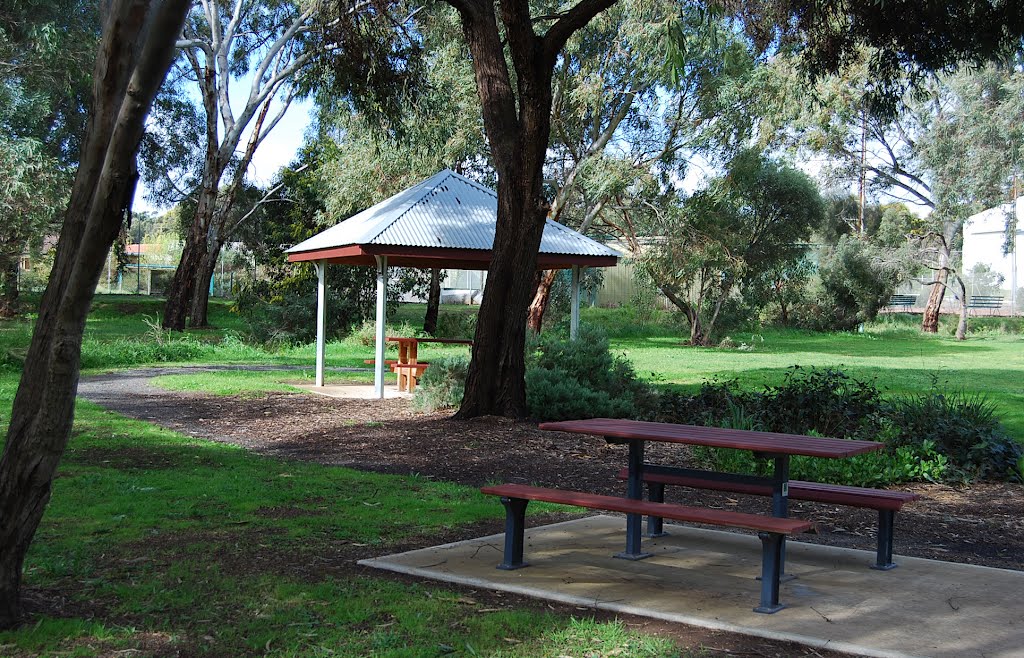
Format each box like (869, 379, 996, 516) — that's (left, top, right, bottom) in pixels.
(374, 255, 388, 398)
(314, 261, 326, 386)
(570, 264, 581, 340)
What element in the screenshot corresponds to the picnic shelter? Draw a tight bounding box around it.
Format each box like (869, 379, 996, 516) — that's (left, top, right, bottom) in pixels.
(284, 169, 621, 397)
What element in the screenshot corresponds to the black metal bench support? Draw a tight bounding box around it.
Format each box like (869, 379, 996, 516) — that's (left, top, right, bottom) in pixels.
(755, 532, 785, 614)
(497, 496, 529, 570)
(645, 482, 667, 537)
(616, 439, 653, 560)
(872, 509, 897, 570)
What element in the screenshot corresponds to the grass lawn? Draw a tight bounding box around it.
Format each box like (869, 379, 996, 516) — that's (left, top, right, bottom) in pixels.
(1, 294, 1022, 655)
(0, 370, 681, 657)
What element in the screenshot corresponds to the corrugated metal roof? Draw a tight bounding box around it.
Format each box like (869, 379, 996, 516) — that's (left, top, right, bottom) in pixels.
(286, 169, 620, 258)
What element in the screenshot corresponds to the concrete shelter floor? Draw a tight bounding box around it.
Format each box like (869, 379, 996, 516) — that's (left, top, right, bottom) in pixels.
(360, 515, 1023, 658)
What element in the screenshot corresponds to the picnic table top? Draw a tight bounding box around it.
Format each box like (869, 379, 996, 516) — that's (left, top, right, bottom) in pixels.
(538, 418, 883, 458)
(386, 336, 473, 345)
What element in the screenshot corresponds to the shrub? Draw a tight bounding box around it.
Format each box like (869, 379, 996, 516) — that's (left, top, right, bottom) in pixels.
(413, 326, 657, 420)
(760, 367, 885, 440)
(413, 356, 469, 412)
(889, 389, 1023, 481)
(525, 326, 656, 421)
(658, 367, 1021, 484)
(432, 311, 476, 340)
(526, 367, 632, 421)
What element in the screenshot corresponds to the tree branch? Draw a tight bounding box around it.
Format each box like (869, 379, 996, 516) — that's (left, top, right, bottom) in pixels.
(542, 0, 617, 65)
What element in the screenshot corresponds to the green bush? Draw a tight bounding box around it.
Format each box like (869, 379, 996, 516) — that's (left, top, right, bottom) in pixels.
(658, 367, 1021, 484)
(889, 389, 1023, 481)
(413, 356, 469, 412)
(525, 367, 632, 421)
(432, 311, 476, 340)
(525, 327, 656, 421)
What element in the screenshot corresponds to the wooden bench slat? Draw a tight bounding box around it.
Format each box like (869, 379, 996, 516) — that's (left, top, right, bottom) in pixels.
(616, 469, 919, 511)
(481, 484, 813, 535)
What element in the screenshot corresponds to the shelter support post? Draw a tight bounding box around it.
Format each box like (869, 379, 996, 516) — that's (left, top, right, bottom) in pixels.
(570, 265, 581, 340)
(374, 255, 388, 398)
(314, 261, 326, 387)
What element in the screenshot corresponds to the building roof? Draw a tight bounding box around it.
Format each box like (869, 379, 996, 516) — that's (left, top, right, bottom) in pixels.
(286, 169, 619, 270)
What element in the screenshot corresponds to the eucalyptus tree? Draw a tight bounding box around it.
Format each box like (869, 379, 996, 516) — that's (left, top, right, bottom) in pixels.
(0, 138, 66, 316)
(527, 0, 759, 330)
(311, 0, 1024, 416)
(0, 0, 190, 627)
(0, 0, 100, 314)
(158, 0, 320, 330)
(779, 58, 1024, 336)
(641, 150, 824, 345)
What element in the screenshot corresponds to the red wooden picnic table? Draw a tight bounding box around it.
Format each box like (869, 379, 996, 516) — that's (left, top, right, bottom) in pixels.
(385, 336, 473, 391)
(538, 418, 883, 564)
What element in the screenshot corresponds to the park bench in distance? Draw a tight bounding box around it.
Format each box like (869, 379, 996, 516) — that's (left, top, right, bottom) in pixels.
(967, 295, 1004, 313)
(616, 469, 920, 569)
(481, 483, 813, 614)
(887, 294, 916, 310)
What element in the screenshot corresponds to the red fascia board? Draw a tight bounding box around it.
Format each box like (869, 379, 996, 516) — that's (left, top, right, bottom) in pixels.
(287, 244, 617, 269)
(286, 245, 365, 262)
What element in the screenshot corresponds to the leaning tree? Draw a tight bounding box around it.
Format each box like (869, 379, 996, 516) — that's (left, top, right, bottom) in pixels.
(0, 0, 190, 628)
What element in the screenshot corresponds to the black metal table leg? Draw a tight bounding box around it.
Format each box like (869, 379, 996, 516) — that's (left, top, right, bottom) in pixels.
(770, 455, 794, 580)
(754, 532, 786, 613)
(615, 438, 652, 560)
(496, 496, 529, 570)
(872, 509, 898, 570)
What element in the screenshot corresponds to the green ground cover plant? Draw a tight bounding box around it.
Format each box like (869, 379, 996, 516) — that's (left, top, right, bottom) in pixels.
(657, 367, 1021, 485)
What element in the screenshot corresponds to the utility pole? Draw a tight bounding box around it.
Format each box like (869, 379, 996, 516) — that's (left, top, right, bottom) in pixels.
(1013, 172, 1019, 317)
(858, 106, 867, 236)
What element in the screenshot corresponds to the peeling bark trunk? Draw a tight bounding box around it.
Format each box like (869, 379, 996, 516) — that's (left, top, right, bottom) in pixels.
(921, 267, 947, 333)
(526, 269, 557, 332)
(0, 0, 188, 627)
(954, 274, 969, 340)
(188, 238, 221, 328)
(423, 269, 441, 335)
(162, 169, 218, 330)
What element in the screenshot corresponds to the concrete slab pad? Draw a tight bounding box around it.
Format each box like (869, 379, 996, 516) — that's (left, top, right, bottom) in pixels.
(359, 516, 1024, 658)
(295, 383, 412, 400)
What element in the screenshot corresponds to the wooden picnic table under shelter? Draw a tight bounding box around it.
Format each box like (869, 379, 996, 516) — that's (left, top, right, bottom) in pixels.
(284, 169, 621, 397)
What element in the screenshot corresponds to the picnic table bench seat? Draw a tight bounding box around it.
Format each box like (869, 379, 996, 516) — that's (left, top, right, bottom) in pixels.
(481, 483, 813, 613)
(616, 468, 919, 569)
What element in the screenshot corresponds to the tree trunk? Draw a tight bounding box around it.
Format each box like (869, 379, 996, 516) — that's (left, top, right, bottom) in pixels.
(450, 0, 615, 418)
(954, 274, 969, 340)
(0, 0, 188, 628)
(457, 166, 550, 418)
(921, 267, 948, 333)
(188, 239, 221, 328)
(526, 269, 557, 332)
(423, 269, 441, 335)
(0, 256, 18, 318)
(162, 169, 219, 330)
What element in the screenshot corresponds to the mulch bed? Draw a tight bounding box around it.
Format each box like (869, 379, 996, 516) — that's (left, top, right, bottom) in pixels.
(72, 379, 1024, 656)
